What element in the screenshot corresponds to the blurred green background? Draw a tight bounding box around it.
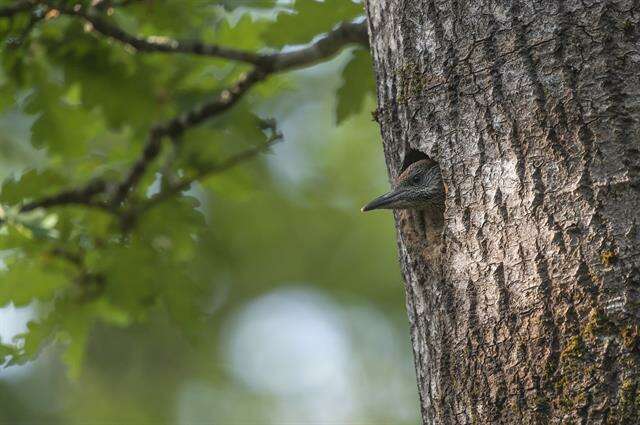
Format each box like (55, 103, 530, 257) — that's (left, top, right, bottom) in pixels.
(0, 0, 419, 423)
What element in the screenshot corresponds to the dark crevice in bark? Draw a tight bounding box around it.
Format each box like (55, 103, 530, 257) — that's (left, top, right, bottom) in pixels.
(465, 278, 481, 421)
(512, 5, 572, 170)
(400, 148, 429, 173)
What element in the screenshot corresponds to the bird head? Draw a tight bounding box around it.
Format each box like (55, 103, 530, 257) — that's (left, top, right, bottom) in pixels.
(361, 160, 444, 212)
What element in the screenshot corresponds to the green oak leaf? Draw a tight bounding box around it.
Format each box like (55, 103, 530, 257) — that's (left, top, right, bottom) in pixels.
(336, 48, 375, 124)
(263, 0, 363, 47)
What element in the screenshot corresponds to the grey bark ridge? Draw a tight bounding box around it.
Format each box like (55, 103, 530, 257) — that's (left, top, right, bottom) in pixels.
(365, 0, 640, 423)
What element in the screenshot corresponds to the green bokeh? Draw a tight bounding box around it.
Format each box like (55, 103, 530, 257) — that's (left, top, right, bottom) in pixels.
(0, 1, 419, 422)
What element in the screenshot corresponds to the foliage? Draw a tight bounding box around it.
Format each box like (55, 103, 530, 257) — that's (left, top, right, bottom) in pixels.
(0, 0, 379, 381)
(0, 1, 417, 423)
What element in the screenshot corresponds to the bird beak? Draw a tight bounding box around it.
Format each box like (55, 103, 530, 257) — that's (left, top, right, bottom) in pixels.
(361, 189, 404, 212)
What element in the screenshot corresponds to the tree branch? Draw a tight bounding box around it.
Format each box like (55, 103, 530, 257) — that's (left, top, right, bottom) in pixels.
(268, 21, 368, 71)
(3, 1, 369, 67)
(20, 178, 110, 212)
(3, 1, 369, 215)
(39, 1, 368, 68)
(110, 68, 267, 206)
(140, 130, 283, 213)
(51, 2, 268, 66)
(0, 0, 33, 18)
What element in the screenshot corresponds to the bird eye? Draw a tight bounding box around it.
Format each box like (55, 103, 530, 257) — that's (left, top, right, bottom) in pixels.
(412, 175, 421, 184)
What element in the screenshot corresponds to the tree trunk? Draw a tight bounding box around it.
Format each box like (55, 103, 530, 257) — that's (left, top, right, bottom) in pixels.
(365, 0, 640, 423)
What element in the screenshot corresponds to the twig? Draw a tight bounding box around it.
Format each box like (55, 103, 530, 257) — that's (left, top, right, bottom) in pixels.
(2, 0, 369, 214)
(46, 1, 268, 66)
(268, 21, 368, 71)
(20, 179, 109, 212)
(49, 247, 84, 268)
(0, 0, 33, 18)
(141, 131, 283, 212)
(110, 68, 267, 206)
(8, 10, 45, 47)
(30, 2, 369, 68)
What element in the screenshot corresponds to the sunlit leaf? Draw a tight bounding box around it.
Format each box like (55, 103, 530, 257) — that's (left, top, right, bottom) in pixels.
(25, 81, 103, 156)
(0, 343, 18, 365)
(263, 0, 363, 47)
(0, 257, 72, 307)
(336, 48, 375, 124)
(8, 317, 56, 366)
(1, 169, 67, 205)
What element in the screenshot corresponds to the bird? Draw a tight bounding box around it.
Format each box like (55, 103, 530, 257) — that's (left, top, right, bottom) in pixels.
(361, 159, 445, 213)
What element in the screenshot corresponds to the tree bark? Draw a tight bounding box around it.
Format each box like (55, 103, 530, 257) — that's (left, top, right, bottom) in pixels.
(365, 0, 640, 423)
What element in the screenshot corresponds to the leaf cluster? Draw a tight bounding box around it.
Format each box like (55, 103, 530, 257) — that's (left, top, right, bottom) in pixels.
(0, 0, 376, 376)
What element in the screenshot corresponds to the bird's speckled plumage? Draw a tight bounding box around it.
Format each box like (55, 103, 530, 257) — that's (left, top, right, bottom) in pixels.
(362, 159, 445, 243)
(361, 160, 445, 212)
(393, 160, 444, 208)
(362, 159, 445, 211)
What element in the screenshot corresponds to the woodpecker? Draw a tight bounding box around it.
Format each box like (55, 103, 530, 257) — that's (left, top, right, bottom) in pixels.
(361, 159, 445, 213)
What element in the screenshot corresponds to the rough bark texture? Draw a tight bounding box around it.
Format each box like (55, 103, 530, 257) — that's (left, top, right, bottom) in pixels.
(365, 1, 640, 423)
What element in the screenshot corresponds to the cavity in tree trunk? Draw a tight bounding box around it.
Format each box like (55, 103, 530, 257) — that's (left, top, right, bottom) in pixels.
(365, 0, 640, 423)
